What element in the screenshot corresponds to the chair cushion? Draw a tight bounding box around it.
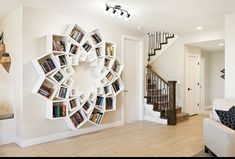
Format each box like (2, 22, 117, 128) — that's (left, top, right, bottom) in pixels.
(215, 106, 235, 130)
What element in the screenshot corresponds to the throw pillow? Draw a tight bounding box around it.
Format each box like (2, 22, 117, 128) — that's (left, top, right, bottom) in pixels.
(215, 108, 235, 130)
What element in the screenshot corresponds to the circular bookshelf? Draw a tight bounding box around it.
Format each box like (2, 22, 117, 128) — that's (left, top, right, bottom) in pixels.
(32, 24, 124, 130)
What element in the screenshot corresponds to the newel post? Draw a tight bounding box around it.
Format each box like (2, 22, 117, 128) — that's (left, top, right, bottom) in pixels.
(168, 81, 177, 125)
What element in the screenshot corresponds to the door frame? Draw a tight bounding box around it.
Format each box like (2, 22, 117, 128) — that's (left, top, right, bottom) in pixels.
(121, 35, 144, 123)
(185, 53, 200, 115)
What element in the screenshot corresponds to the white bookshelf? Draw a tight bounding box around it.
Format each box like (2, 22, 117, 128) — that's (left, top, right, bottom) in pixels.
(62, 65, 75, 76)
(66, 108, 87, 130)
(65, 24, 86, 44)
(95, 96, 105, 110)
(70, 55, 79, 66)
(68, 97, 80, 112)
(82, 99, 95, 115)
(67, 42, 80, 56)
(111, 78, 124, 96)
(62, 77, 74, 88)
(104, 57, 115, 70)
(105, 42, 116, 58)
(32, 77, 60, 101)
(88, 29, 103, 47)
(32, 24, 124, 131)
(56, 86, 70, 99)
(47, 100, 68, 120)
(48, 69, 68, 85)
(32, 53, 59, 76)
(105, 96, 116, 112)
(89, 107, 105, 126)
(111, 58, 124, 76)
(46, 34, 68, 54)
(55, 54, 71, 68)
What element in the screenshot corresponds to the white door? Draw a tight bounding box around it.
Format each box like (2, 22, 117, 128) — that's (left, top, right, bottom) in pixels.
(186, 55, 200, 115)
(123, 38, 141, 123)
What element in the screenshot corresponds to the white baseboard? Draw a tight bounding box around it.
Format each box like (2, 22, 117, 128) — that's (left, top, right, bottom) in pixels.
(16, 120, 124, 148)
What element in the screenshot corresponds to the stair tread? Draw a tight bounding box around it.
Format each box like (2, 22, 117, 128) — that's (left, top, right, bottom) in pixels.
(176, 112, 189, 118)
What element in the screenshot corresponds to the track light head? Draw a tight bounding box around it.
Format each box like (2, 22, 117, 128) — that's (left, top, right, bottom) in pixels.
(105, 4, 109, 11)
(127, 13, 130, 18)
(113, 9, 117, 14)
(120, 11, 124, 16)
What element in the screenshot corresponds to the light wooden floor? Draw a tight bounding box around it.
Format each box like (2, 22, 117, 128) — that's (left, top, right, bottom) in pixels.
(0, 114, 208, 157)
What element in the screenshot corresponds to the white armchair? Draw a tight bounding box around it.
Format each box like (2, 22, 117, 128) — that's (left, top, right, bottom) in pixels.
(203, 99, 235, 157)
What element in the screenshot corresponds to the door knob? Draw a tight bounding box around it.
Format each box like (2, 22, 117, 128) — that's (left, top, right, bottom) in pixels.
(124, 90, 128, 93)
(188, 88, 192, 91)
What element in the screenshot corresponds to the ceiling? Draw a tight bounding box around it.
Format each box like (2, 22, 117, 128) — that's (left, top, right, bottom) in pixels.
(1, 0, 235, 34)
(189, 39, 225, 52)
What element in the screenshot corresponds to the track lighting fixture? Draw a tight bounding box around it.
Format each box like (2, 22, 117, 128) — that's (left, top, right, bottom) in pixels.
(105, 3, 131, 20)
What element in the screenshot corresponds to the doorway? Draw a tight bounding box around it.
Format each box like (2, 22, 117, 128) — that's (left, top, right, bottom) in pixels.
(122, 35, 144, 124)
(186, 54, 200, 116)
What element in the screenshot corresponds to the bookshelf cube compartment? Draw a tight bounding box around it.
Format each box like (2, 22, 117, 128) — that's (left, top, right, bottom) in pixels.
(112, 78, 124, 95)
(95, 45, 105, 58)
(105, 96, 116, 112)
(67, 109, 86, 130)
(79, 92, 87, 105)
(82, 40, 93, 53)
(69, 97, 80, 112)
(89, 92, 97, 103)
(97, 87, 104, 95)
(106, 70, 117, 84)
(65, 24, 86, 44)
(63, 77, 74, 88)
(47, 100, 68, 120)
(104, 57, 115, 69)
(101, 77, 108, 86)
(105, 42, 116, 58)
(68, 42, 80, 56)
(70, 88, 78, 97)
(82, 100, 94, 115)
(56, 86, 70, 99)
(89, 29, 103, 46)
(33, 53, 59, 76)
(32, 77, 59, 101)
(87, 51, 97, 63)
(95, 96, 105, 110)
(49, 69, 67, 85)
(70, 55, 79, 66)
(78, 51, 88, 62)
(111, 58, 124, 76)
(104, 85, 113, 96)
(47, 34, 67, 54)
(89, 107, 104, 126)
(56, 54, 71, 68)
(63, 66, 75, 76)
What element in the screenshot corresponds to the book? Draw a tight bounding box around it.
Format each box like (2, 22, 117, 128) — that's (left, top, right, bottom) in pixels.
(53, 71, 64, 82)
(69, 44, 78, 55)
(59, 87, 67, 98)
(95, 48, 101, 57)
(40, 58, 56, 74)
(106, 98, 113, 110)
(53, 40, 66, 52)
(58, 55, 67, 66)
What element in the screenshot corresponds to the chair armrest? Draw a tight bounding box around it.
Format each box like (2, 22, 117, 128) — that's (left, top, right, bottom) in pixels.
(203, 118, 235, 157)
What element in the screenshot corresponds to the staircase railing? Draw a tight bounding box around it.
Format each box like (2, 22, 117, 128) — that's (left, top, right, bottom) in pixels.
(145, 65, 177, 125)
(148, 31, 175, 62)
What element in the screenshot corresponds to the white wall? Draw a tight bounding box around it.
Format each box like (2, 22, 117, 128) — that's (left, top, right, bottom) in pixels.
(201, 51, 225, 106)
(0, 6, 23, 142)
(21, 6, 144, 141)
(225, 13, 235, 98)
(150, 29, 224, 110)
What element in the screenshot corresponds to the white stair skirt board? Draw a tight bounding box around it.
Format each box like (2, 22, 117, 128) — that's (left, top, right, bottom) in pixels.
(144, 104, 167, 125)
(148, 35, 178, 65)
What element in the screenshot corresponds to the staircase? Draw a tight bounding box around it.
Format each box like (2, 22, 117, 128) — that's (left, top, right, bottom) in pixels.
(147, 31, 178, 64)
(145, 65, 189, 125)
